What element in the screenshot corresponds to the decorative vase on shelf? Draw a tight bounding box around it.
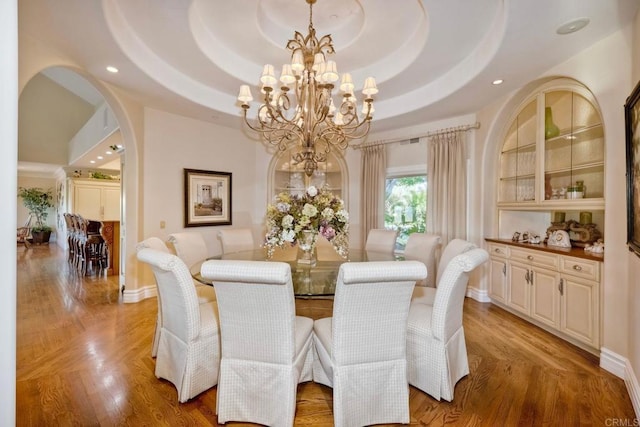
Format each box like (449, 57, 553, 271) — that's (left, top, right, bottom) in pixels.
(297, 230, 317, 265)
(544, 107, 560, 139)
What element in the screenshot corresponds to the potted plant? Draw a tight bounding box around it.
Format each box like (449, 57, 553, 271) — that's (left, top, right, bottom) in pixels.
(18, 187, 54, 244)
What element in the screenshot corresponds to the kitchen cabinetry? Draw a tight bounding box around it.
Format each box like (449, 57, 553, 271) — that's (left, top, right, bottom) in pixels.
(69, 178, 121, 221)
(268, 148, 347, 203)
(486, 239, 601, 352)
(67, 178, 121, 276)
(498, 78, 604, 211)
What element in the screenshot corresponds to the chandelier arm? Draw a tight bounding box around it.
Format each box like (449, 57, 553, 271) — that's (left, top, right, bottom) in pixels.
(262, 123, 304, 147)
(268, 130, 302, 152)
(316, 128, 349, 150)
(319, 116, 372, 142)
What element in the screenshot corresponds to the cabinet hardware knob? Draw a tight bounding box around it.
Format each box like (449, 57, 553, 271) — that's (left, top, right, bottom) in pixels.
(573, 265, 582, 271)
(495, 248, 500, 253)
(527, 255, 534, 260)
(525, 270, 530, 284)
(503, 264, 506, 275)
(558, 278, 564, 296)
(530, 270, 534, 284)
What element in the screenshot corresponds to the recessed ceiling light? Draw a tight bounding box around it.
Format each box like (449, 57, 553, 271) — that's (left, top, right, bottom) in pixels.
(106, 66, 119, 73)
(97, 156, 104, 160)
(106, 150, 113, 155)
(90, 160, 96, 164)
(492, 79, 504, 85)
(556, 18, 590, 35)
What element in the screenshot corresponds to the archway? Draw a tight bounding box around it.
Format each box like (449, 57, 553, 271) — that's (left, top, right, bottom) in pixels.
(18, 64, 143, 297)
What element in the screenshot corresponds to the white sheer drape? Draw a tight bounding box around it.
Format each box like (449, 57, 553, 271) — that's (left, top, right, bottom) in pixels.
(427, 131, 466, 246)
(361, 143, 386, 248)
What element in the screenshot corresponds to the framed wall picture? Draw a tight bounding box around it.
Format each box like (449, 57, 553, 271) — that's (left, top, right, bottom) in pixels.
(184, 168, 232, 227)
(625, 80, 640, 257)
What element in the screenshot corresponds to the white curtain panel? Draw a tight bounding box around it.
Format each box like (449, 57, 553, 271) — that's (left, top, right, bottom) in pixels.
(427, 131, 467, 246)
(361, 143, 386, 248)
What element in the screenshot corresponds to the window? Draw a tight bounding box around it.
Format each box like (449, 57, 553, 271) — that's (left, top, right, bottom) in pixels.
(384, 175, 427, 250)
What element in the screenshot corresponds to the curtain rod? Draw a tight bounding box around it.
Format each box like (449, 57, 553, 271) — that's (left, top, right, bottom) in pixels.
(352, 121, 481, 150)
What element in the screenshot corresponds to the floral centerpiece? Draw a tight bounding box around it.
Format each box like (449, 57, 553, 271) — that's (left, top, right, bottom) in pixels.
(264, 185, 349, 259)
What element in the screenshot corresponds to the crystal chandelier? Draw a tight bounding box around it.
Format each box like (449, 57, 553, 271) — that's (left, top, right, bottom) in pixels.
(237, 0, 378, 177)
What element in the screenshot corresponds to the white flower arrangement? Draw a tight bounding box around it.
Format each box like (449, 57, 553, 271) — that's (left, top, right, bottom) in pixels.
(264, 186, 349, 258)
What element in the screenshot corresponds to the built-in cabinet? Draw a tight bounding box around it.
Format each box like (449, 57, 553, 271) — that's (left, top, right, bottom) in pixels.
(486, 239, 601, 353)
(498, 78, 605, 211)
(268, 148, 348, 203)
(490, 78, 605, 354)
(69, 178, 121, 221)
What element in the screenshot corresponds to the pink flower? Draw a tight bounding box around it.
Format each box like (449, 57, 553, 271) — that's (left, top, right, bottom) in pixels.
(320, 225, 336, 240)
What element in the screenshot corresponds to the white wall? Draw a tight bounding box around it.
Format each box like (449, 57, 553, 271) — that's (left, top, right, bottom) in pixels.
(19, 72, 94, 165)
(139, 108, 259, 286)
(1, 1, 18, 424)
(68, 102, 118, 165)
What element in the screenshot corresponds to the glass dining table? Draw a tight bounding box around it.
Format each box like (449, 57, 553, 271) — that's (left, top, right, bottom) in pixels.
(190, 248, 403, 297)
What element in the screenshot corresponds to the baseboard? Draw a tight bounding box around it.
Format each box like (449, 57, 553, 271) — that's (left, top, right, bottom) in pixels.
(467, 286, 491, 303)
(122, 285, 157, 303)
(600, 347, 627, 379)
(625, 358, 640, 419)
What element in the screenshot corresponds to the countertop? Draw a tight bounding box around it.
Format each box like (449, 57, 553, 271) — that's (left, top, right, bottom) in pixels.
(485, 238, 604, 262)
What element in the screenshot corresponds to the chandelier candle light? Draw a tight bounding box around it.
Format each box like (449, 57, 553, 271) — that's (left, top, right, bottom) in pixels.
(237, 0, 378, 177)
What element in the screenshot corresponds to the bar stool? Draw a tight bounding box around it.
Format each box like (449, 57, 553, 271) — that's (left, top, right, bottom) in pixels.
(76, 218, 108, 275)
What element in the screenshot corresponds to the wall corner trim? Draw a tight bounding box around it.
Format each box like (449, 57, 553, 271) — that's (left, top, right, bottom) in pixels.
(122, 285, 157, 303)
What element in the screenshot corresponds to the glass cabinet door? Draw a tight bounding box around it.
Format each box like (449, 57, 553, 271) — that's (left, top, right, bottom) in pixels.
(499, 99, 537, 203)
(497, 80, 604, 209)
(271, 149, 345, 201)
(543, 90, 604, 201)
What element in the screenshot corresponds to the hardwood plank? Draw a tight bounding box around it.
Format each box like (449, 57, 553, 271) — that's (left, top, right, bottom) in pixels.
(16, 245, 636, 426)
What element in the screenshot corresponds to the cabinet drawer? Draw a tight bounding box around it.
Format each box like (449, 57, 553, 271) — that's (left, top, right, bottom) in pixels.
(488, 242, 509, 258)
(510, 247, 558, 269)
(559, 256, 600, 281)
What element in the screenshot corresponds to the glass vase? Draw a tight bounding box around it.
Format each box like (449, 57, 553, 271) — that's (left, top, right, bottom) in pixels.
(544, 107, 560, 139)
(298, 230, 317, 265)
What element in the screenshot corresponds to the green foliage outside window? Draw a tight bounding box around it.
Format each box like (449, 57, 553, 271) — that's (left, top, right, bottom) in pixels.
(384, 176, 427, 250)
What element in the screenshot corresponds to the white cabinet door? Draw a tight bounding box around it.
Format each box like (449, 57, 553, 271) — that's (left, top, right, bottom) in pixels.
(74, 185, 102, 220)
(103, 187, 121, 221)
(507, 261, 530, 316)
(560, 275, 599, 347)
(71, 179, 121, 221)
(530, 267, 560, 328)
(489, 258, 507, 303)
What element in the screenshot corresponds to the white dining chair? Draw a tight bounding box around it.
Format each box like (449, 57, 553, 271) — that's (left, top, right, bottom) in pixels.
(167, 232, 216, 303)
(403, 232, 442, 287)
(364, 228, 398, 253)
(218, 228, 255, 254)
(412, 238, 477, 305)
(407, 248, 489, 402)
(312, 260, 427, 427)
(136, 237, 171, 358)
(136, 248, 220, 402)
(200, 260, 314, 426)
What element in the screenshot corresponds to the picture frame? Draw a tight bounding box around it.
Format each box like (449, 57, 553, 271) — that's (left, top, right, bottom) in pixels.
(184, 168, 232, 227)
(625, 80, 640, 257)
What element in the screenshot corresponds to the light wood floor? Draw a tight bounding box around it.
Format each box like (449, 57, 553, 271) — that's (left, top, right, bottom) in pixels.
(16, 244, 636, 426)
